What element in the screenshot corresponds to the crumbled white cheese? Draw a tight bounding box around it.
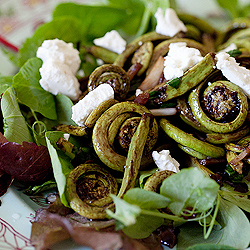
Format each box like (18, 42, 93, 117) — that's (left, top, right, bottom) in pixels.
(163, 42, 203, 80)
(135, 88, 144, 96)
(63, 133, 70, 141)
(37, 39, 82, 101)
(37, 38, 81, 75)
(152, 149, 180, 172)
(71, 84, 114, 126)
(39, 59, 82, 101)
(154, 8, 187, 37)
(93, 30, 126, 54)
(219, 43, 237, 53)
(216, 51, 250, 98)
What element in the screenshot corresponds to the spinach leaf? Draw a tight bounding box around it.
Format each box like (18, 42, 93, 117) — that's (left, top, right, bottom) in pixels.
(177, 198, 250, 250)
(107, 194, 141, 228)
(215, 0, 239, 19)
(55, 94, 76, 125)
(139, 168, 157, 188)
(186, 244, 236, 250)
(214, 0, 250, 19)
(17, 16, 83, 67)
(177, 222, 222, 250)
(0, 47, 18, 67)
(53, 2, 144, 42)
(216, 198, 250, 248)
(160, 167, 220, 216)
(12, 57, 57, 120)
(241, 4, 250, 17)
(219, 185, 250, 213)
(27, 93, 75, 147)
(41, 93, 76, 132)
(124, 187, 170, 210)
(0, 76, 12, 86)
(140, 0, 171, 14)
(0, 76, 12, 95)
(0, 84, 10, 97)
(108, 189, 170, 239)
(109, 168, 222, 240)
(122, 213, 164, 239)
(107, 0, 172, 37)
(1, 87, 33, 144)
(45, 131, 74, 207)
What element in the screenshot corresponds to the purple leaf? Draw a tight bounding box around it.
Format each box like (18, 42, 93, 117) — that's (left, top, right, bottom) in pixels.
(0, 170, 13, 196)
(0, 141, 52, 183)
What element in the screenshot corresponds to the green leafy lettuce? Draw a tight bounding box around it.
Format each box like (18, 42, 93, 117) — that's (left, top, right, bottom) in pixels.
(17, 0, 172, 67)
(17, 16, 83, 67)
(108, 168, 220, 239)
(107, 188, 172, 239)
(215, 0, 250, 19)
(177, 198, 250, 249)
(12, 57, 57, 120)
(160, 167, 220, 216)
(45, 131, 74, 207)
(1, 87, 33, 144)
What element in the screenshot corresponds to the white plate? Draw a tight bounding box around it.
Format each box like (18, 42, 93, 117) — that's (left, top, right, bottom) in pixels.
(0, 0, 233, 249)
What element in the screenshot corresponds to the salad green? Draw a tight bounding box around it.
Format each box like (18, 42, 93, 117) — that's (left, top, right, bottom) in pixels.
(0, 0, 250, 250)
(1, 87, 33, 144)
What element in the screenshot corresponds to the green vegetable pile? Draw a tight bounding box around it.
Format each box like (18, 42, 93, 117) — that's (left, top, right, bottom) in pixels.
(0, 0, 250, 250)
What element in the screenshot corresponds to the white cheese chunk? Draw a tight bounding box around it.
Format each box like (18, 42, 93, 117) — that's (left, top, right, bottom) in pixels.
(93, 30, 126, 54)
(219, 43, 237, 52)
(216, 51, 250, 98)
(39, 59, 82, 101)
(135, 88, 144, 96)
(154, 8, 187, 37)
(36, 38, 81, 75)
(71, 84, 114, 126)
(152, 149, 180, 172)
(163, 42, 203, 80)
(63, 133, 70, 141)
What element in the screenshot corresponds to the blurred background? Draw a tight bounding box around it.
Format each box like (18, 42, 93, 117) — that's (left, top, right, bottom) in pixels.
(0, 0, 249, 75)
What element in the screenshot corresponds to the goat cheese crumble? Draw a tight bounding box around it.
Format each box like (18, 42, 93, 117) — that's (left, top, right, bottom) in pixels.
(37, 39, 82, 101)
(219, 43, 237, 53)
(37, 38, 81, 75)
(154, 8, 187, 37)
(71, 84, 114, 126)
(216, 51, 250, 98)
(39, 59, 82, 101)
(152, 149, 180, 172)
(135, 88, 144, 96)
(163, 42, 203, 80)
(93, 30, 126, 54)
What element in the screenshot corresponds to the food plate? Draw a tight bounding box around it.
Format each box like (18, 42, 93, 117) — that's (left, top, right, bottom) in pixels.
(0, 0, 246, 250)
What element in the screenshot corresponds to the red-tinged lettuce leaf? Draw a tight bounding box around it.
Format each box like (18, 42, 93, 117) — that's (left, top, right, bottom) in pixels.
(0, 132, 8, 143)
(0, 170, 13, 196)
(0, 141, 52, 183)
(0, 133, 14, 196)
(31, 196, 164, 250)
(31, 210, 71, 250)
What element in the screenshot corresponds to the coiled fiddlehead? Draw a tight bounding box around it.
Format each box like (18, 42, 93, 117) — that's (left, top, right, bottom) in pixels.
(92, 101, 158, 171)
(66, 163, 117, 219)
(88, 64, 130, 100)
(188, 80, 248, 133)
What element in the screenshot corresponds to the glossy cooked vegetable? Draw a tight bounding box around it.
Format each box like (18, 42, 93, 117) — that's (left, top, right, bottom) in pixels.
(1, 1, 250, 250)
(48, 11, 250, 249)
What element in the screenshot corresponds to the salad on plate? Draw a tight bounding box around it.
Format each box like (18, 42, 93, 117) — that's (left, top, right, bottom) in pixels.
(0, 0, 250, 249)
